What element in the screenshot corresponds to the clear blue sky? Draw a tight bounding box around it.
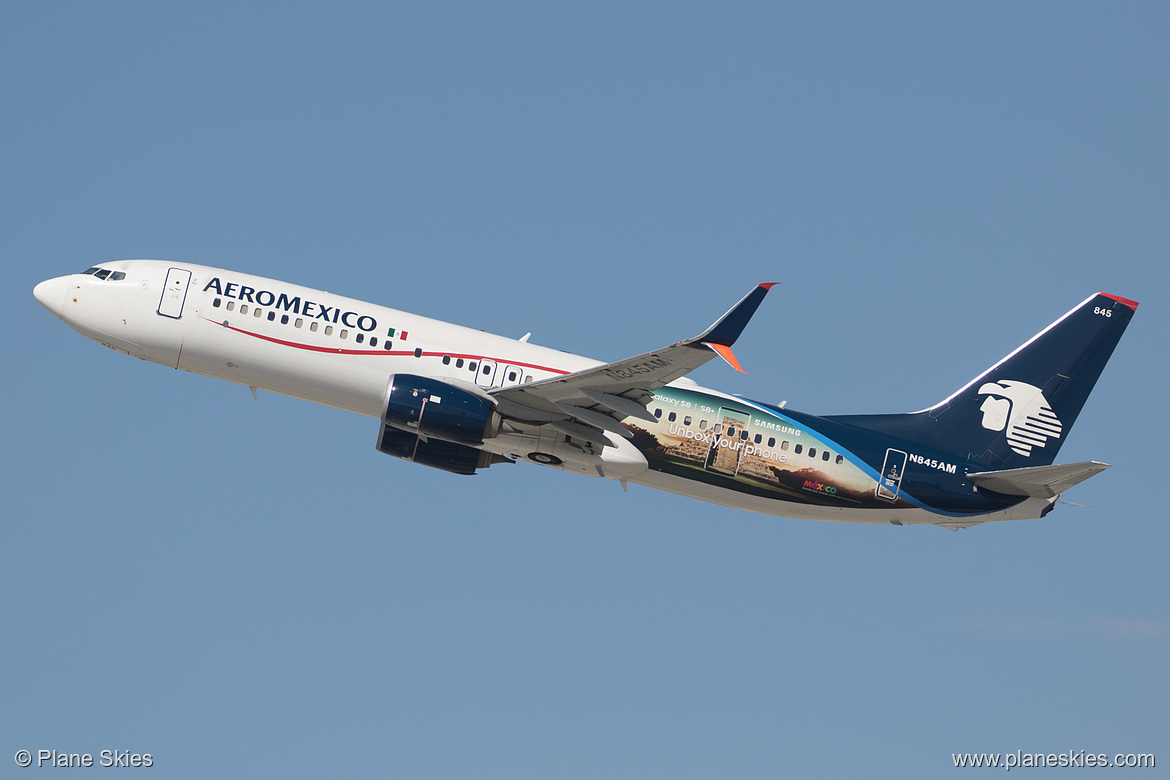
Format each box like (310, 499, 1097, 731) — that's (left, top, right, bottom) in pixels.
(4, 2, 1166, 777)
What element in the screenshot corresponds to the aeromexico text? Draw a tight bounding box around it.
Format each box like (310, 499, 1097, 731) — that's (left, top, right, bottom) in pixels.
(203, 277, 378, 332)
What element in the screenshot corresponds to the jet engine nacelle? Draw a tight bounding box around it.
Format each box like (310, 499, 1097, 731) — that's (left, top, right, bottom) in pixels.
(376, 425, 507, 475)
(381, 373, 500, 445)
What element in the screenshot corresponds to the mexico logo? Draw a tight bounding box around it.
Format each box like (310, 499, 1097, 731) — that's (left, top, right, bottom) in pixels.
(977, 380, 1063, 457)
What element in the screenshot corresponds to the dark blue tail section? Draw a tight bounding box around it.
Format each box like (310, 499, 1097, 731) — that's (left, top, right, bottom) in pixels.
(826, 293, 1138, 470)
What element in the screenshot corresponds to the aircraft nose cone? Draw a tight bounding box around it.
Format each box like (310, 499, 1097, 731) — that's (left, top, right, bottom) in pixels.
(34, 275, 69, 318)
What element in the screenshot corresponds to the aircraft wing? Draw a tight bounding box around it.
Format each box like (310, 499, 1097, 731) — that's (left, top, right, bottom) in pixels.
(490, 283, 775, 445)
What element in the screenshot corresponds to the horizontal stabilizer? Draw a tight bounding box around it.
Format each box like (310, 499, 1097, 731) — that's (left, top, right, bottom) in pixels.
(966, 461, 1111, 498)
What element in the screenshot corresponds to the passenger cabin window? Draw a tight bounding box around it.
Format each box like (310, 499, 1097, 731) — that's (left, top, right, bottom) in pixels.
(240, 305, 249, 315)
(355, 333, 364, 344)
(835, 454, 844, 465)
(442, 355, 451, 365)
(699, 419, 707, 430)
(310, 321, 318, 332)
(668, 412, 677, 422)
(654, 409, 662, 419)
(227, 301, 235, 312)
(325, 325, 333, 336)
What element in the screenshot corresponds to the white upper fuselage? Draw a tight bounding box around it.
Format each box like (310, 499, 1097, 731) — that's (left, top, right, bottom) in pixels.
(34, 259, 595, 418)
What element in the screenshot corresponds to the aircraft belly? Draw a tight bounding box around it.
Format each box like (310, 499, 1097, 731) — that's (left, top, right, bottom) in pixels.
(483, 430, 648, 480)
(629, 470, 1053, 526)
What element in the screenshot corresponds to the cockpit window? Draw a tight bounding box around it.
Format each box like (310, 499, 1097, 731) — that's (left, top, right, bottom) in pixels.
(80, 267, 126, 281)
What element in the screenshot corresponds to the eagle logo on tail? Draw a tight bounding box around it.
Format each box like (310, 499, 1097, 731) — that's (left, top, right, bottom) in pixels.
(977, 380, 1063, 457)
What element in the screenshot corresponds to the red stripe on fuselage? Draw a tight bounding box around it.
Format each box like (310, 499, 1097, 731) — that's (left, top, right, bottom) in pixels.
(201, 317, 572, 375)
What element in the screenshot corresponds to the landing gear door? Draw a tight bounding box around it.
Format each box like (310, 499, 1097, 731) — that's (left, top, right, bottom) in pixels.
(158, 268, 192, 319)
(877, 448, 908, 501)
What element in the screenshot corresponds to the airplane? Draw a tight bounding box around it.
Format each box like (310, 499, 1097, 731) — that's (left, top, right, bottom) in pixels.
(33, 260, 1137, 530)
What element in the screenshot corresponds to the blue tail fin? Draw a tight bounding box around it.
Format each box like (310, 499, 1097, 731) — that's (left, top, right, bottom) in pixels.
(827, 293, 1138, 470)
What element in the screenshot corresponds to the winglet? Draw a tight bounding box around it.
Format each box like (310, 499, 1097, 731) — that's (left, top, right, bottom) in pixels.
(694, 282, 777, 347)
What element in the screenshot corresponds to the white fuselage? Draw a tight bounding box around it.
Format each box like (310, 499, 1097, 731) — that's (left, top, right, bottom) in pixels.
(38, 260, 587, 410)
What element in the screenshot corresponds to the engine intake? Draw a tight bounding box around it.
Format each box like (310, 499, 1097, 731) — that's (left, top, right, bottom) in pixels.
(382, 374, 500, 445)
